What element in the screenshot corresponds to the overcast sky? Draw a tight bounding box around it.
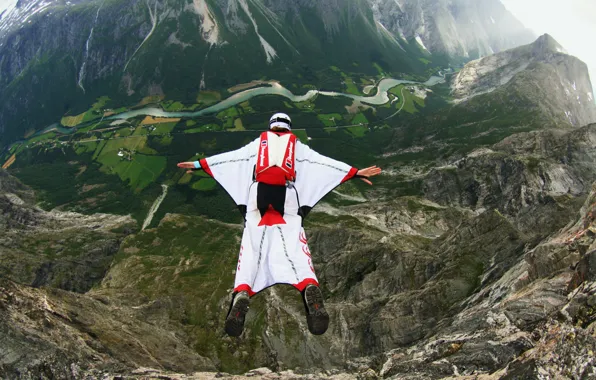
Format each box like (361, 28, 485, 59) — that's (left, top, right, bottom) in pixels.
(501, 0, 596, 90)
(0, 0, 14, 12)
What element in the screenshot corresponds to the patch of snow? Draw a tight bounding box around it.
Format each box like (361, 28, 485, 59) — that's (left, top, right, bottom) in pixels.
(376, 21, 405, 51)
(142, 184, 168, 230)
(565, 110, 574, 124)
(331, 190, 366, 203)
(572, 81, 577, 91)
(192, 0, 220, 45)
(167, 32, 191, 48)
(20, 1, 51, 24)
(124, 0, 159, 72)
(0, 0, 17, 16)
(250, 0, 298, 54)
(490, 16, 495, 24)
(589, 92, 594, 102)
(415, 35, 429, 52)
(238, 0, 277, 63)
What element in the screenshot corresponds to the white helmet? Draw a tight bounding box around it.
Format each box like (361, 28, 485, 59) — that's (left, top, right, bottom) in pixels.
(269, 113, 292, 130)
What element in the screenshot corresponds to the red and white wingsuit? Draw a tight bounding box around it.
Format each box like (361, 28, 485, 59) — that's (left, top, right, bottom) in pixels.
(197, 131, 358, 296)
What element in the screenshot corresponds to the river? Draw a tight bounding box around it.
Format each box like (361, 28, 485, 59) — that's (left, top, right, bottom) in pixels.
(20, 75, 445, 144)
(106, 76, 445, 122)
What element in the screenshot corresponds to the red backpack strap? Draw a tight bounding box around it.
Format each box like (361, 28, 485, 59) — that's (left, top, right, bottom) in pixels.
(281, 134, 297, 181)
(256, 131, 270, 175)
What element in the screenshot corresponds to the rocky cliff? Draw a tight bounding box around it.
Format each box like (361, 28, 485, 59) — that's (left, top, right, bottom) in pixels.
(2, 120, 596, 377)
(369, 0, 535, 58)
(451, 34, 596, 128)
(0, 169, 136, 293)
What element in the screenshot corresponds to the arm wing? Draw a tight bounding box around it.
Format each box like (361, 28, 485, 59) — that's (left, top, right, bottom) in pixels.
(199, 139, 258, 206)
(294, 142, 357, 209)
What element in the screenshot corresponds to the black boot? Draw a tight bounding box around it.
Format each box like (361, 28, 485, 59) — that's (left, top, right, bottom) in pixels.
(225, 291, 250, 337)
(303, 285, 329, 335)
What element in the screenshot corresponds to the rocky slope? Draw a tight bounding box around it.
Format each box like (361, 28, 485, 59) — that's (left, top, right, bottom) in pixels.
(0, 170, 216, 378)
(382, 34, 596, 167)
(369, 0, 535, 58)
(3, 117, 596, 378)
(451, 34, 596, 128)
(423, 124, 596, 237)
(0, 169, 136, 293)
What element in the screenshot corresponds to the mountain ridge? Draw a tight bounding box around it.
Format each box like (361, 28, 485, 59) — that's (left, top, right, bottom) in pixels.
(0, 0, 534, 147)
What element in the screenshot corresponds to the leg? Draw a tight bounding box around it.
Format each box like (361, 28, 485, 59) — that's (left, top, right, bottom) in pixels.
(225, 290, 250, 337)
(302, 284, 329, 335)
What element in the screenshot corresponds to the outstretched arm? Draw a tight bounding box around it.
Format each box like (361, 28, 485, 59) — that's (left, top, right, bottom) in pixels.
(356, 166, 382, 185)
(177, 161, 201, 174)
(294, 142, 383, 209)
(175, 138, 259, 207)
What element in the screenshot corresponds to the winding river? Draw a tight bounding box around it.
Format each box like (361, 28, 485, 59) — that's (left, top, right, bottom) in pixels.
(25, 75, 445, 141)
(106, 76, 445, 122)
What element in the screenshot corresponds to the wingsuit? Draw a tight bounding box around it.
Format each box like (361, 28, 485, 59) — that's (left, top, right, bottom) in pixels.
(183, 113, 374, 337)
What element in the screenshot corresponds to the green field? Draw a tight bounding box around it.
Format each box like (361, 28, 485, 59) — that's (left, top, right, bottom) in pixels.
(149, 122, 177, 135)
(196, 91, 222, 105)
(27, 132, 57, 144)
(346, 125, 368, 138)
(162, 101, 186, 111)
(352, 113, 368, 125)
(185, 124, 222, 133)
(74, 140, 99, 155)
(317, 113, 342, 127)
(343, 77, 362, 95)
(191, 178, 217, 191)
(389, 85, 426, 113)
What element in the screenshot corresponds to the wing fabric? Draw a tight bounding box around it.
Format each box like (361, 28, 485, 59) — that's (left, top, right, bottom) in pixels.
(294, 142, 357, 208)
(199, 139, 259, 206)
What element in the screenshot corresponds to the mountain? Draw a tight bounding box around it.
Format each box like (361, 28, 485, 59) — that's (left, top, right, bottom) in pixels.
(2, 2, 596, 379)
(452, 34, 596, 127)
(380, 34, 596, 172)
(0, 0, 533, 147)
(369, 0, 535, 58)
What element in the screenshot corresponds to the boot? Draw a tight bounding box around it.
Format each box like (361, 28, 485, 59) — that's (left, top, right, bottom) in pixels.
(303, 284, 329, 335)
(225, 291, 250, 337)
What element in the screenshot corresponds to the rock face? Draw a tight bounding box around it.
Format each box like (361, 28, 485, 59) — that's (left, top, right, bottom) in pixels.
(0, 170, 215, 379)
(4, 144, 596, 379)
(369, 0, 535, 58)
(451, 34, 596, 127)
(0, 168, 135, 292)
(0, 278, 216, 379)
(0, 7, 595, 377)
(378, 183, 596, 379)
(423, 124, 596, 236)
